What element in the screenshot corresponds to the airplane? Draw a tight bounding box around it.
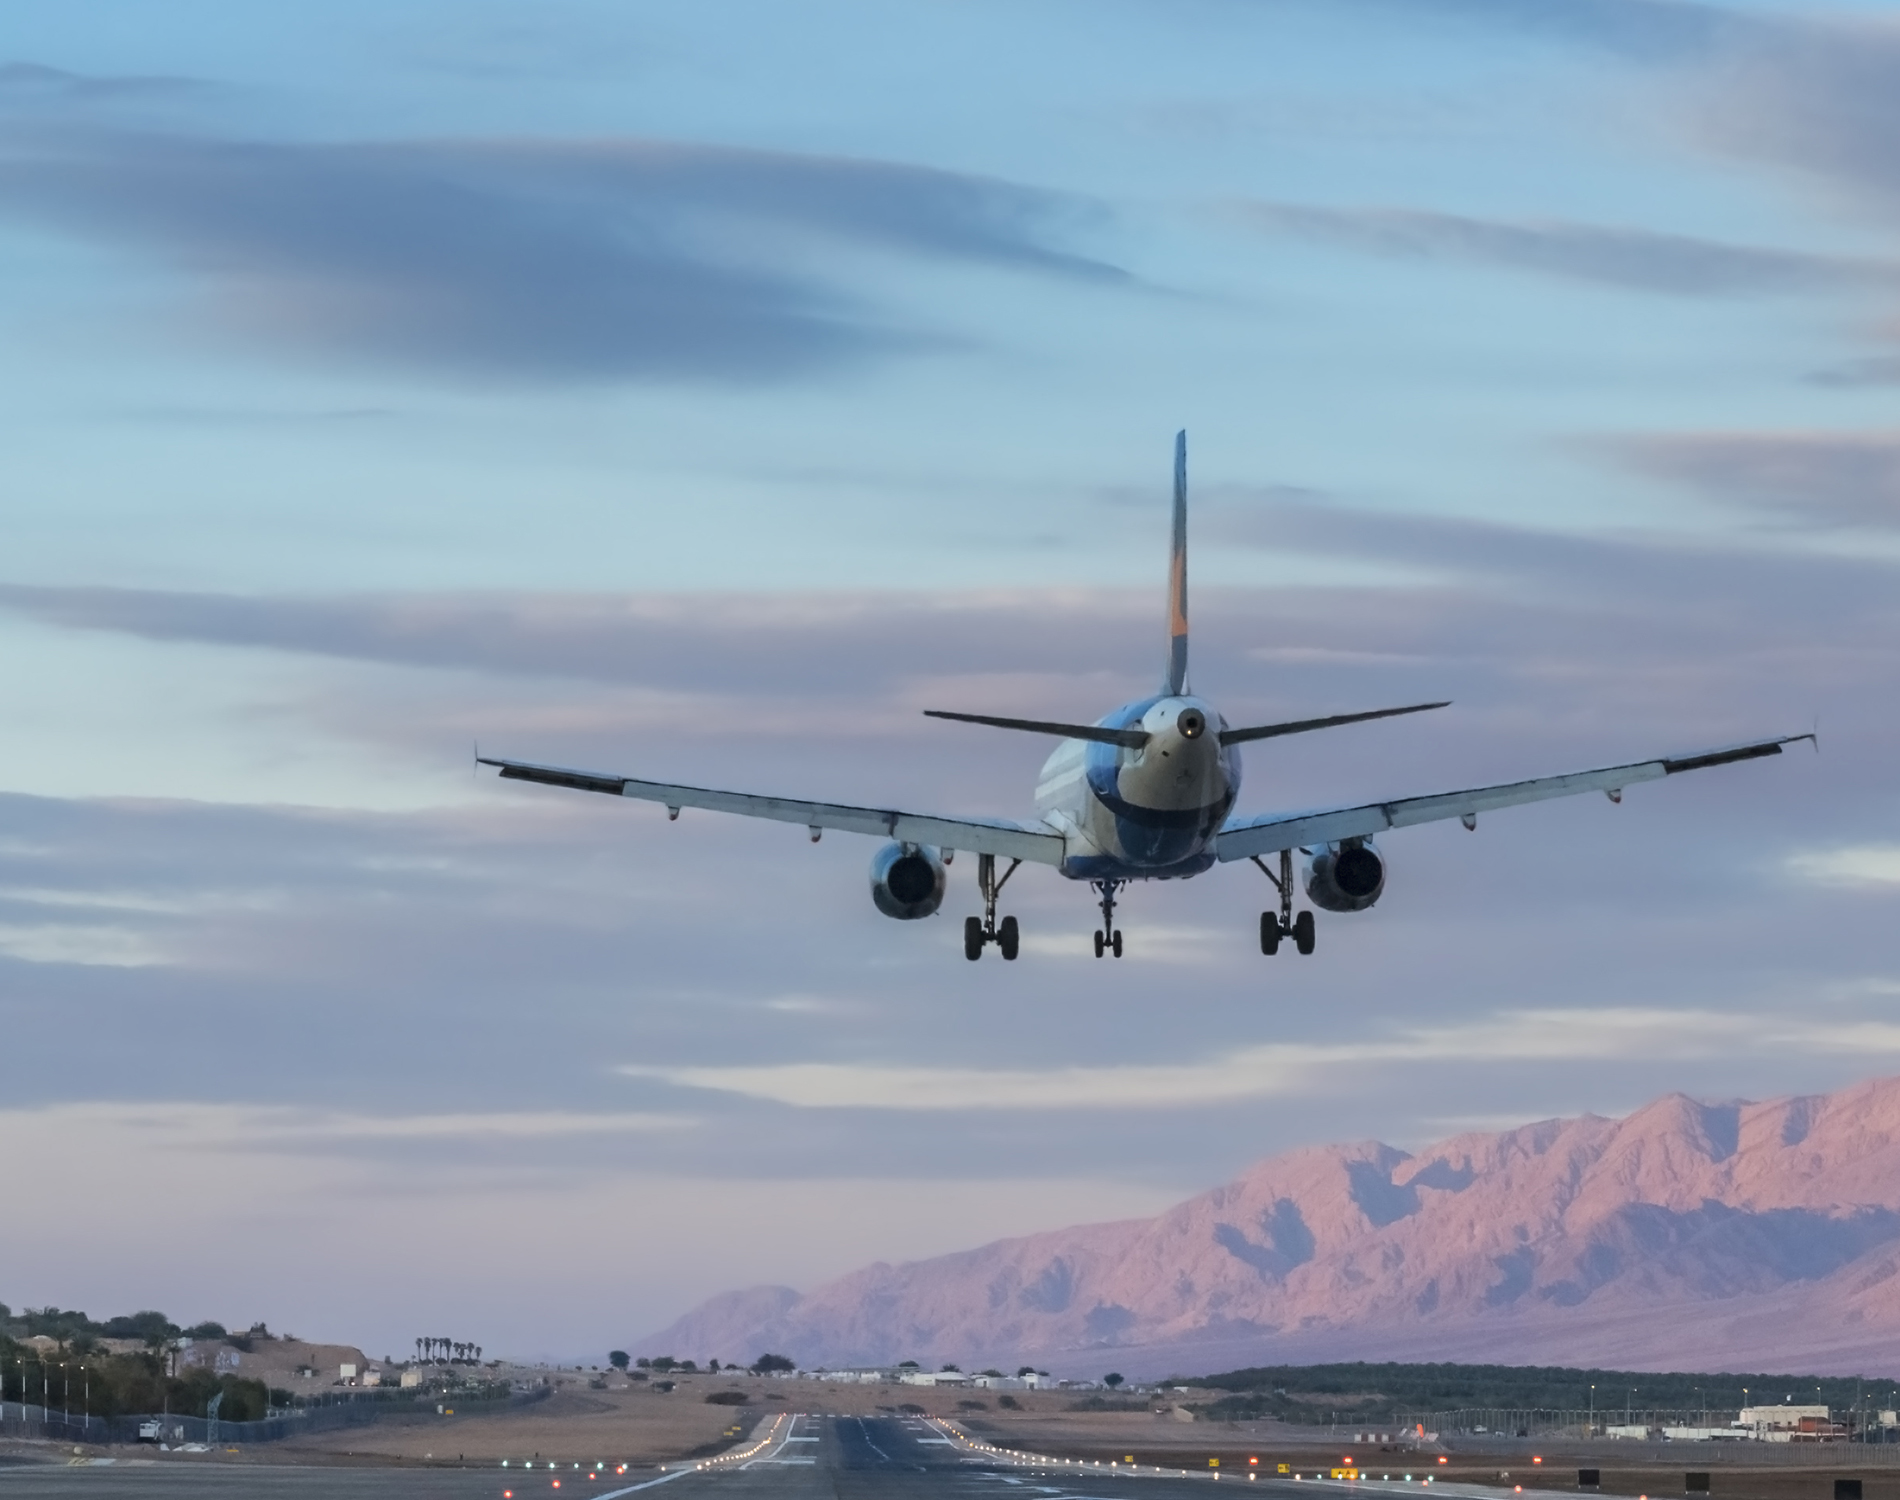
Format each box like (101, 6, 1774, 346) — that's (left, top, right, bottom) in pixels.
(479, 432, 1810, 962)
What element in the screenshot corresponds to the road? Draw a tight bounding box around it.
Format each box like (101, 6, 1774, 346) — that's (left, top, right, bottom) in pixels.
(0, 1414, 1511, 1500)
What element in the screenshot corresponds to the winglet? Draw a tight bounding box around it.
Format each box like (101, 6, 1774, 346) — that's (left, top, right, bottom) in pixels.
(1166, 429, 1189, 695)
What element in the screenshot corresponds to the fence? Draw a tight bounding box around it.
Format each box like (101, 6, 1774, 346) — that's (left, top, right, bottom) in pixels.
(0, 1384, 549, 1447)
(1349, 1413, 1900, 1468)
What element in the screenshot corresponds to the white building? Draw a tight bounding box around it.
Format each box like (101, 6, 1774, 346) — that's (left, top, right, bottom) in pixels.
(1737, 1405, 1829, 1430)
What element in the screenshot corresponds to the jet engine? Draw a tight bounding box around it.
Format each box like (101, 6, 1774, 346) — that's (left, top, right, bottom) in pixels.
(869, 841, 947, 920)
(1305, 838, 1385, 913)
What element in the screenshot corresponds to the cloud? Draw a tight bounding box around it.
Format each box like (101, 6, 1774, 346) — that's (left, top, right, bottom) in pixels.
(1236, 202, 1883, 298)
(0, 584, 1151, 697)
(1686, 18, 1900, 218)
(1609, 431, 1900, 529)
(1790, 845, 1900, 888)
(10, 1100, 694, 1153)
(1289, 5, 1900, 233)
(622, 1007, 1870, 1111)
(1808, 354, 1900, 389)
(0, 124, 1118, 383)
(1334, 0, 1737, 63)
(0, 61, 206, 103)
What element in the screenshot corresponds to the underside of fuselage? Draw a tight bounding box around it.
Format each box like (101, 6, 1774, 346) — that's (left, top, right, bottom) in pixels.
(1035, 693, 1240, 881)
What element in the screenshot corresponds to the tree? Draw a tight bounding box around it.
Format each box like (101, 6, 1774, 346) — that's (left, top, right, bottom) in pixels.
(979, 1369, 1004, 1379)
(635, 1358, 651, 1369)
(650, 1356, 677, 1373)
(941, 1363, 961, 1373)
(609, 1351, 630, 1371)
(751, 1354, 795, 1375)
(708, 1359, 721, 1373)
(1016, 1366, 1036, 1378)
(899, 1361, 920, 1370)
(1104, 1373, 1124, 1389)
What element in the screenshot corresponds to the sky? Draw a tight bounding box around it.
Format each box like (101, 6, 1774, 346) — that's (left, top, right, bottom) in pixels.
(3, 0, 1900, 1366)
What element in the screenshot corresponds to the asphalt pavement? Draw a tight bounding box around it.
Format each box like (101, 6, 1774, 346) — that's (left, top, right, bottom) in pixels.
(0, 1413, 1509, 1500)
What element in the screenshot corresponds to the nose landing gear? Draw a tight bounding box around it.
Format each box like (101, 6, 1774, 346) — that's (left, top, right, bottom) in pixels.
(964, 853, 1021, 960)
(1252, 850, 1315, 956)
(1090, 879, 1124, 958)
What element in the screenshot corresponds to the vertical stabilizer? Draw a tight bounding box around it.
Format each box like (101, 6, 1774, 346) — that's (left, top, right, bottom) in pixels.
(1166, 429, 1189, 695)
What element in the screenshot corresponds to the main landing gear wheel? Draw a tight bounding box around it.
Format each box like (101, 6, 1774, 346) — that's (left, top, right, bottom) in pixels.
(1252, 849, 1315, 957)
(1090, 879, 1125, 959)
(965, 853, 1022, 961)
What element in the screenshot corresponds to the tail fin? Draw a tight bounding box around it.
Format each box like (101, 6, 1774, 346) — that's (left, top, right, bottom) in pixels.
(1166, 429, 1189, 695)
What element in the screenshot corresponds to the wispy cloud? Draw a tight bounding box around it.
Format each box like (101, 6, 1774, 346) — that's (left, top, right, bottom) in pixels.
(1610, 431, 1900, 530)
(1789, 845, 1900, 888)
(1236, 202, 1883, 298)
(1336, 0, 1739, 63)
(623, 1007, 1859, 1111)
(0, 124, 1118, 383)
(19, 1100, 697, 1151)
(0, 61, 208, 103)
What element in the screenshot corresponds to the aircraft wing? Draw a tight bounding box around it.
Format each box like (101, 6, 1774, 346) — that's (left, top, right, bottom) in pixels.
(478, 755, 1066, 866)
(1215, 734, 1812, 863)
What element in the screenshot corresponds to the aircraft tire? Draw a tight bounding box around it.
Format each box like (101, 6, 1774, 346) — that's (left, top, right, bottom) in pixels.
(1111, 930, 1124, 959)
(1293, 910, 1315, 955)
(1093, 930, 1105, 958)
(1260, 912, 1280, 955)
(998, 916, 1019, 961)
(964, 917, 985, 961)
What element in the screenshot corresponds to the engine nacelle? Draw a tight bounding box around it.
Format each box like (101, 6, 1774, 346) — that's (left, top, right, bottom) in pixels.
(869, 841, 947, 920)
(1305, 838, 1385, 913)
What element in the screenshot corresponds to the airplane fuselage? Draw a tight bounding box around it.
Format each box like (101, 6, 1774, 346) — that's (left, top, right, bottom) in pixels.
(1035, 693, 1241, 881)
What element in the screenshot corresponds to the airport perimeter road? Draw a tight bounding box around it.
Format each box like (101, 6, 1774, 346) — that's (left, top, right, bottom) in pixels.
(0, 1416, 1518, 1500)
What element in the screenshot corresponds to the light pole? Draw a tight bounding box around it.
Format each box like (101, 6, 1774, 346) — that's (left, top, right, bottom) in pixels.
(1589, 1385, 1595, 1436)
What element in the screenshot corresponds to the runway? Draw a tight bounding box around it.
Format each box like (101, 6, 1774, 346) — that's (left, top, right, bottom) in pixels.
(0, 1414, 1511, 1500)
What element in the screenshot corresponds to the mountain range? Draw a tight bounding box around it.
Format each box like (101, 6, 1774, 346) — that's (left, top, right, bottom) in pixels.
(640, 1077, 1900, 1378)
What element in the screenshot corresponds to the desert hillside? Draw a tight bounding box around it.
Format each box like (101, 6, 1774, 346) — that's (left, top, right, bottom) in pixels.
(640, 1077, 1900, 1377)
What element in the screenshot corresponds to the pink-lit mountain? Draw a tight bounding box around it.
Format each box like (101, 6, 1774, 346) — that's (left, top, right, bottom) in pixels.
(641, 1079, 1900, 1378)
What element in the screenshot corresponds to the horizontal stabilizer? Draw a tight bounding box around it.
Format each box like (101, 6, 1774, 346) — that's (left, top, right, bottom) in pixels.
(924, 710, 1149, 749)
(1219, 700, 1450, 747)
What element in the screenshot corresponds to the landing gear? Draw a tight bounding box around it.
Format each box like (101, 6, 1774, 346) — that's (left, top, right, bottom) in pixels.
(1090, 879, 1124, 958)
(1251, 849, 1315, 957)
(964, 854, 1021, 961)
